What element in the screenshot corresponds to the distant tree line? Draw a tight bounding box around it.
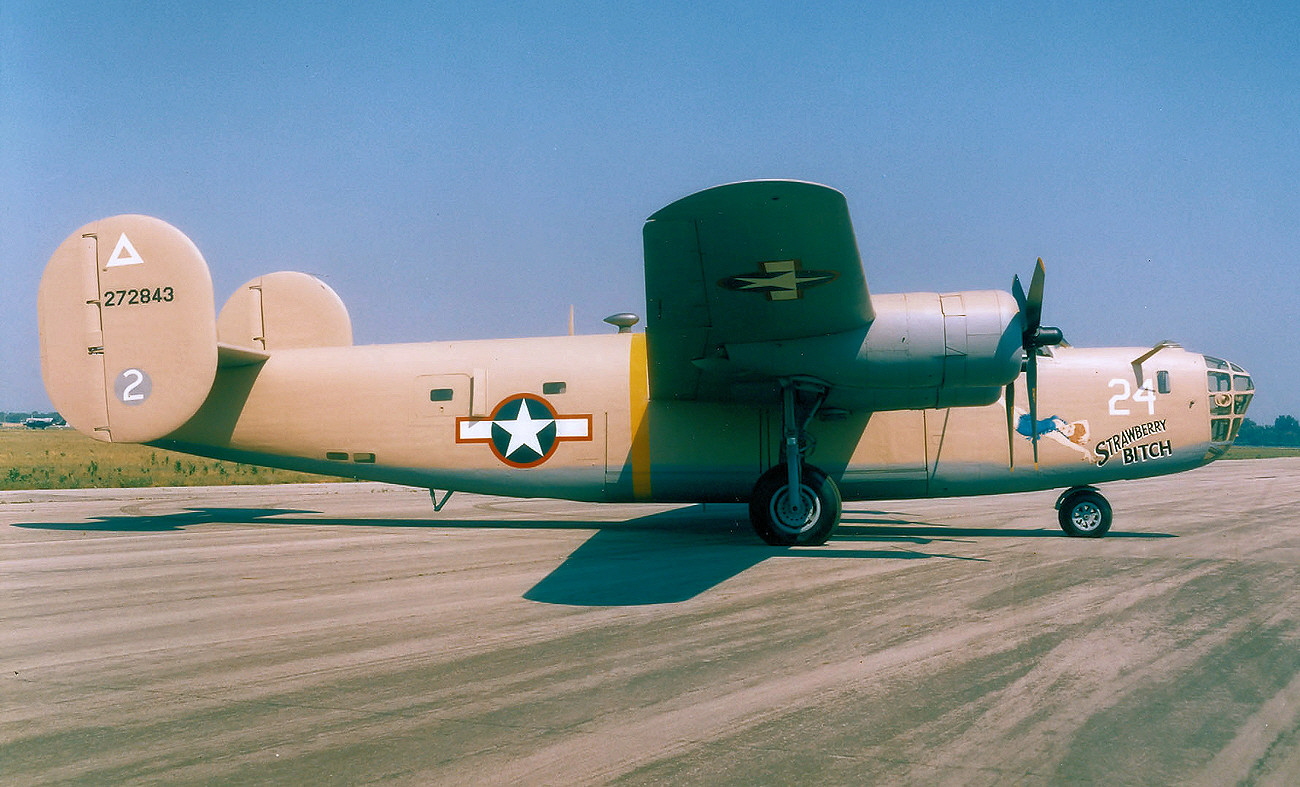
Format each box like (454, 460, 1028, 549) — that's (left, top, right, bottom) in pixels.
(1, 411, 65, 425)
(1236, 415, 1300, 447)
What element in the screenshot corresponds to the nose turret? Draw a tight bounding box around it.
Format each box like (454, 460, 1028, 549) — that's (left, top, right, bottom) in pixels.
(1204, 355, 1253, 449)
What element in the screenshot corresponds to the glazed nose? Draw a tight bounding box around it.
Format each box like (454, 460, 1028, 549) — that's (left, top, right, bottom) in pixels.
(1204, 356, 1253, 443)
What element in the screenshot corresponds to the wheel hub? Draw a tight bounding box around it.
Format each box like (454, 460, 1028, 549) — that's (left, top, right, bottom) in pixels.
(1072, 502, 1102, 531)
(770, 484, 821, 535)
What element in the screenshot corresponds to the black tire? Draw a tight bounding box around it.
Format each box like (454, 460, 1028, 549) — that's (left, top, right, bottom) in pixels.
(1058, 489, 1112, 537)
(748, 463, 841, 546)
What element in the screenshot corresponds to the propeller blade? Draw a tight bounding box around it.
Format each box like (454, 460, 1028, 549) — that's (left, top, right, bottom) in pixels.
(1024, 257, 1046, 333)
(1011, 258, 1054, 468)
(1005, 381, 1016, 471)
(1027, 348, 1040, 467)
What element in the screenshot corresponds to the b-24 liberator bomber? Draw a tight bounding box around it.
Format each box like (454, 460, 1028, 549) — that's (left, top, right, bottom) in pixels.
(38, 180, 1254, 545)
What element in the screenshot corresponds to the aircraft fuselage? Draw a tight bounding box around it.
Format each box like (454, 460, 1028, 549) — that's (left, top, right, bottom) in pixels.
(155, 334, 1246, 505)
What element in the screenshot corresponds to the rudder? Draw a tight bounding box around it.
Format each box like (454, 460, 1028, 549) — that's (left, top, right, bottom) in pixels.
(38, 215, 217, 443)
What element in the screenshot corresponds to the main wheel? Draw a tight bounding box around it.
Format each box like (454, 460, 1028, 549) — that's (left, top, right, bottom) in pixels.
(1058, 489, 1112, 537)
(748, 463, 841, 546)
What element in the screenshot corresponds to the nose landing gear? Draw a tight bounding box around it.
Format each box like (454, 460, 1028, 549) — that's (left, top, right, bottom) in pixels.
(1056, 486, 1113, 537)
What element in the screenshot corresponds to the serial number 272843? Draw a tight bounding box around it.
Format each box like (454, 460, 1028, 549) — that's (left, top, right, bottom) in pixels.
(102, 287, 174, 307)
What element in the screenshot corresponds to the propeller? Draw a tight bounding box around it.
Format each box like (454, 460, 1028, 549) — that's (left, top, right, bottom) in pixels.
(1009, 258, 1065, 467)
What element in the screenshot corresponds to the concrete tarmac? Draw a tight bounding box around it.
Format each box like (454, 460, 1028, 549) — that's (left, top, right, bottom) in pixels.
(3, 458, 1299, 785)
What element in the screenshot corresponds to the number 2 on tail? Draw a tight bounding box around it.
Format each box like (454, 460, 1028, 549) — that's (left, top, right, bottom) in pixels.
(114, 368, 152, 405)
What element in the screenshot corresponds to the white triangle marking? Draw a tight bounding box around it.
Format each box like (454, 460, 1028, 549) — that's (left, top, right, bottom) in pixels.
(106, 233, 145, 267)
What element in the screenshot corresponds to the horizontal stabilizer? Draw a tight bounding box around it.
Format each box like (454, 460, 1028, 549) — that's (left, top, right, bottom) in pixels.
(217, 343, 271, 368)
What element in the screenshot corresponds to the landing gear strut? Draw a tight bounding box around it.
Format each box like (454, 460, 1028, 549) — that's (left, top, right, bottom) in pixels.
(1056, 486, 1112, 537)
(748, 379, 841, 546)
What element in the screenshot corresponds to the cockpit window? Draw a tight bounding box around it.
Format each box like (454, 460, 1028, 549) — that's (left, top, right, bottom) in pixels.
(1233, 375, 1254, 391)
(1230, 362, 1245, 373)
(1204, 356, 1229, 371)
(1235, 394, 1253, 415)
(1211, 418, 1231, 441)
(1207, 371, 1231, 392)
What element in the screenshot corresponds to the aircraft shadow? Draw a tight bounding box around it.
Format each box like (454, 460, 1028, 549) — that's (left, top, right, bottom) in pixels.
(9, 507, 321, 532)
(10, 503, 1170, 606)
(837, 510, 1178, 541)
(519, 506, 985, 606)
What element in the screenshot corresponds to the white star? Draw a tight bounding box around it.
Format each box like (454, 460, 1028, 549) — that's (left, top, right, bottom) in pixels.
(735, 271, 796, 292)
(497, 399, 552, 458)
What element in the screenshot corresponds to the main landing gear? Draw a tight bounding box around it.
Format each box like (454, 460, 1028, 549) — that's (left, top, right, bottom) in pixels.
(746, 379, 1116, 544)
(749, 463, 841, 546)
(1056, 486, 1113, 537)
(748, 378, 842, 546)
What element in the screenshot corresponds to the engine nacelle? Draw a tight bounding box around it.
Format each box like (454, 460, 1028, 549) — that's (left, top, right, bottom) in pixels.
(725, 289, 1023, 411)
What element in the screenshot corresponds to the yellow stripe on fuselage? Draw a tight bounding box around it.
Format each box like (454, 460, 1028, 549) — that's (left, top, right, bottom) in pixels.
(629, 333, 652, 500)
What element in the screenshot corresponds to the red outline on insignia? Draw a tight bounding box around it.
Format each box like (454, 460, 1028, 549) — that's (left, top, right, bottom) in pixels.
(455, 393, 594, 468)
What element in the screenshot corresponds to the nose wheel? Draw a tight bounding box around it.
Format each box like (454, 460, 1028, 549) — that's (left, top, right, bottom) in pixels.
(1056, 487, 1112, 537)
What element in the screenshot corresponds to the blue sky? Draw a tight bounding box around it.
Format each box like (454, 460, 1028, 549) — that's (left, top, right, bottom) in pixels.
(3, 1, 1297, 420)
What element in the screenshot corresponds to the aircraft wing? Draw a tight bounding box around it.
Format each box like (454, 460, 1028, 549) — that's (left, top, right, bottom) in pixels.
(643, 180, 873, 400)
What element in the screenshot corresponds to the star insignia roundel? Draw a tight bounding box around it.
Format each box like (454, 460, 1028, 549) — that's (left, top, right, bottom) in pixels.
(455, 394, 593, 468)
(718, 259, 838, 301)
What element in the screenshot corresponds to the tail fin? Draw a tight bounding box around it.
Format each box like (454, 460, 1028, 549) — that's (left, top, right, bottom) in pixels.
(38, 215, 217, 443)
(217, 271, 352, 351)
